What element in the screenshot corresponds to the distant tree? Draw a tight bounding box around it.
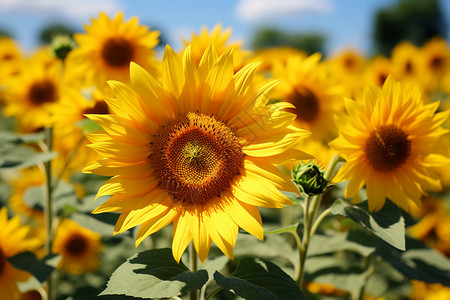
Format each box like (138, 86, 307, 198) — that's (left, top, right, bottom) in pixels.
(251, 28, 326, 55)
(373, 0, 447, 56)
(0, 28, 12, 38)
(39, 23, 76, 45)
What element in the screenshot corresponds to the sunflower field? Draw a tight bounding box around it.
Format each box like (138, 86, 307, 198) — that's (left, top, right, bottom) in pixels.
(1, 9, 450, 300)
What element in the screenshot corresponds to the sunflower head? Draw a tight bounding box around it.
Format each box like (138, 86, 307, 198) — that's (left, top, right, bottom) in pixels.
(69, 11, 160, 88)
(84, 44, 311, 263)
(330, 76, 450, 211)
(52, 219, 102, 274)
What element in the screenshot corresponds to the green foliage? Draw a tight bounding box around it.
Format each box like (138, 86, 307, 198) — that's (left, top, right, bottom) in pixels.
(251, 28, 326, 55)
(101, 248, 208, 298)
(331, 198, 405, 250)
(214, 257, 306, 300)
(372, 0, 447, 56)
(8, 252, 59, 282)
(38, 23, 77, 45)
(0, 132, 56, 169)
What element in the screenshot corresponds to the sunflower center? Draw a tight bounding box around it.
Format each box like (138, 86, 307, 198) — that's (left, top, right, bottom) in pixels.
(365, 125, 411, 172)
(377, 73, 388, 87)
(83, 100, 110, 115)
(65, 234, 88, 256)
(151, 112, 244, 205)
(289, 88, 320, 123)
(0, 247, 5, 276)
(405, 61, 413, 74)
(101, 37, 134, 68)
(430, 56, 444, 72)
(28, 80, 57, 105)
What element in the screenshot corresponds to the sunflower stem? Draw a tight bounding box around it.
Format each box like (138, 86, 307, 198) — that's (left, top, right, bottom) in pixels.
(296, 154, 341, 290)
(43, 127, 55, 300)
(189, 243, 198, 300)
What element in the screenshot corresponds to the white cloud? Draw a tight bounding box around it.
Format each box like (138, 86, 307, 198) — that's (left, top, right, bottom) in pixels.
(0, 0, 122, 20)
(235, 0, 334, 23)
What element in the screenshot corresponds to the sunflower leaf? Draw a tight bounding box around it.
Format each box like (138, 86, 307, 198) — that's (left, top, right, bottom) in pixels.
(100, 248, 208, 298)
(214, 257, 306, 300)
(7, 252, 58, 283)
(0, 142, 56, 169)
(77, 118, 104, 133)
(376, 237, 450, 286)
(330, 198, 405, 250)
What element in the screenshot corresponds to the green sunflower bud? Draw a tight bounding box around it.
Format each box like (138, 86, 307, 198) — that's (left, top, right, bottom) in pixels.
(293, 161, 327, 196)
(51, 35, 76, 61)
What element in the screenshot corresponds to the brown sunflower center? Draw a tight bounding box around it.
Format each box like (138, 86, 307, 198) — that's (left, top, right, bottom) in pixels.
(65, 234, 88, 256)
(101, 37, 134, 68)
(365, 125, 411, 172)
(83, 100, 110, 115)
(430, 56, 444, 72)
(151, 112, 244, 205)
(289, 88, 320, 123)
(377, 72, 388, 87)
(0, 247, 5, 276)
(20, 290, 42, 300)
(404, 61, 413, 74)
(28, 80, 57, 105)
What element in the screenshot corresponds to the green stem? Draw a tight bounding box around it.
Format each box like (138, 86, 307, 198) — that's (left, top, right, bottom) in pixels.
(296, 153, 341, 290)
(43, 127, 55, 300)
(204, 286, 223, 300)
(190, 243, 198, 300)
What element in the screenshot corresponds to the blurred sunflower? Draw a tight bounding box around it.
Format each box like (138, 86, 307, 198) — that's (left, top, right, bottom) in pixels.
(271, 53, 343, 141)
(2, 59, 62, 132)
(52, 87, 109, 175)
(0, 37, 23, 64)
(84, 45, 311, 263)
(182, 24, 251, 71)
(419, 37, 450, 93)
(329, 76, 449, 211)
(329, 49, 366, 98)
(69, 12, 160, 89)
(52, 219, 102, 274)
(0, 207, 41, 300)
(247, 46, 306, 72)
(364, 55, 392, 88)
(391, 41, 420, 83)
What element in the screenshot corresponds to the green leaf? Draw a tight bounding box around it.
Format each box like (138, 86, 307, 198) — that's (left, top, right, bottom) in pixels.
(264, 224, 298, 235)
(214, 257, 306, 300)
(7, 252, 58, 282)
(0, 131, 44, 144)
(101, 248, 208, 298)
(23, 180, 77, 214)
(308, 231, 376, 257)
(330, 199, 405, 250)
(78, 118, 104, 133)
(376, 237, 450, 286)
(70, 213, 115, 236)
(0, 142, 57, 169)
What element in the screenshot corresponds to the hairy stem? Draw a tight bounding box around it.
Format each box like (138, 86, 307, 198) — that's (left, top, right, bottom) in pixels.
(190, 243, 198, 300)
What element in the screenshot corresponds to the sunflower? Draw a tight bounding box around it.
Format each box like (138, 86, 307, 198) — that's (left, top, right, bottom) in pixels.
(391, 41, 420, 83)
(0, 37, 23, 64)
(182, 24, 251, 71)
(52, 219, 102, 274)
(52, 87, 109, 175)
(247, 46, 306, 72)
(271, 53, 344, 142)
(68, 12, 160, 89)
(363, 55, 392, 88)
(329, 49, 366, 98)
(83, 45, 311, 263)
(0, 207, 41, 300)
(329, 76, 449, 211)
(419, 37, 450, 93)
(2, 58, 62, 132)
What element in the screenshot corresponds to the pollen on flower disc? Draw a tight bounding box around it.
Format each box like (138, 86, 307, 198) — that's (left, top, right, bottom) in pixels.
(289, 87, 320, 123)
(101, 37, 134, 68)
(28, 80, 57, 105)
(65, 234, 88, 256)
(365, 124, 411, 172)
(151, 112, 244, 205)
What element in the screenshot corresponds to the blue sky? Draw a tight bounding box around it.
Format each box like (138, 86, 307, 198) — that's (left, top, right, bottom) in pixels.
(0, 0, 449, 56)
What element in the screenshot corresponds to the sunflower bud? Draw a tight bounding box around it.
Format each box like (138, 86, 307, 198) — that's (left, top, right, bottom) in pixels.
(293, 161, 327, 196)
(51, 35, 76, 61)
